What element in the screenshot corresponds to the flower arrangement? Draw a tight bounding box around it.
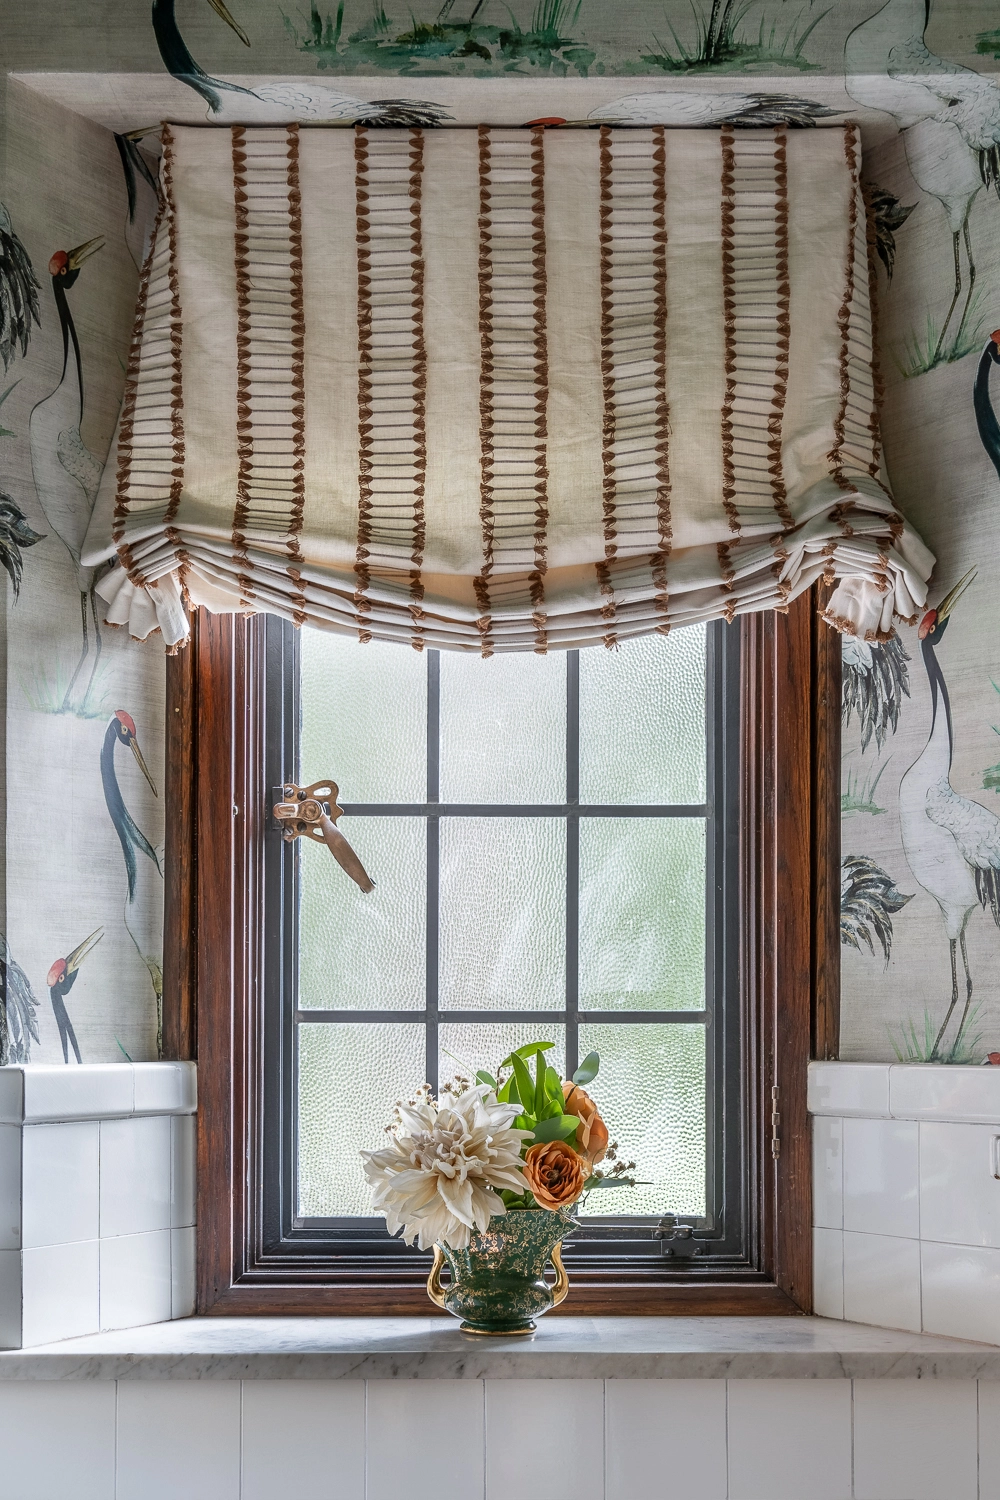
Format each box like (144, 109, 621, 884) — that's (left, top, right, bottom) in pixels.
(361, 1041, 638, 1251)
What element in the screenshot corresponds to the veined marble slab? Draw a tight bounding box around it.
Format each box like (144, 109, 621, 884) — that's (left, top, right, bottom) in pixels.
(0, 1316, 997, 1381)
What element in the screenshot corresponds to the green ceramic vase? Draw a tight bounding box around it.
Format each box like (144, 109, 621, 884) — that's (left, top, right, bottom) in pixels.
(427, 1208, 575, 1335)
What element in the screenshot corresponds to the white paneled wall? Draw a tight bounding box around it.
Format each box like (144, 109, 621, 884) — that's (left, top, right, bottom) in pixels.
(0, 1377, 995, 1500)
(0, 1064, 196, 1347)
(810, 1062, 1000, 1343)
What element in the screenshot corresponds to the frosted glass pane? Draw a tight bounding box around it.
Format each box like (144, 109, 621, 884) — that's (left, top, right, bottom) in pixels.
(439, 818, 564, 1009)
(298, 1022, 426, 1217)
(580, 818, 705, 1011)
(439, 1023, 565, 1091)
(439, 651, 565, 803)
(578, 1023, 706, 1217)
(298, 817, 424, 1010)
(580, 628, 707, 805)
(301, 626, 425, 803)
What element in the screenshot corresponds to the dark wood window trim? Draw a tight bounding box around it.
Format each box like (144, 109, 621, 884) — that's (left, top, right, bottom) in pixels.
(165, 588, 840, 1316)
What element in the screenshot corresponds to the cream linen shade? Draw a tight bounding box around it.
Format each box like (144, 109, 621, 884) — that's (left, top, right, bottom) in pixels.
(84, 122, 934, 652)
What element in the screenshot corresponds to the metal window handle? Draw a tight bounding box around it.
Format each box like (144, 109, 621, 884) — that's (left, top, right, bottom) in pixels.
(993, 1136, 1000, 1182)
(272, 780, 376, 894)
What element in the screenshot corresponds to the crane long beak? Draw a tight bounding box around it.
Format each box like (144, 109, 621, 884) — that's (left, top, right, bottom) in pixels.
(207, 0, 251, 46)
(65, 927, 104, 977)
(67, 237, 105, 271)
(936, 568, 977, 624)
(130, 737, 158, 797)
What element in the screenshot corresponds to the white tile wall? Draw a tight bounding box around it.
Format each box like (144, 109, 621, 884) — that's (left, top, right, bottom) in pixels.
(604, 1378, 727, 1499)
(116, 1380, 241, 1500)
(100, 1116, 172, 1238)
(853, 1379, 979, 1500)
(241, 1380, 365, 1500)
(810, 1063, 1000, 1345)
(0, 1064, 197, 1347)
(809, 1062, 891, 1117)
(727, 1379, 853, 1500)
(814, 1115, 845, 1229)
(980, 1383, 1000, 1500)
(920, 1122, 1000, 1246)
(20, 1239, 100, 1345)
(843, 1231, 921, 1332)
(368, 1379, 483, 1500)
(843, 1118, 919, 1239)
(0, 1375, 994, 1499)
(0, 1380, 116, 1500)
(21, 1122, 100, 1248)
(0, 1126, 21, 1251)
(487, 1380, 605, 1500)
(99, 1229, 172, 1331)
(920, 1240, 1000, 1345)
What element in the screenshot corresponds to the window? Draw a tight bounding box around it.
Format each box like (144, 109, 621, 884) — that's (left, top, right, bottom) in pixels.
(285, 622, 738, 1271)
(174, 592, 837, 1314)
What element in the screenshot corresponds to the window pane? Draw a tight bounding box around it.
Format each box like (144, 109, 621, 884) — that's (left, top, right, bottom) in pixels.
(439, 818, 565, 1009)
(298, 817, 424, 1010)
(578, 1023, 706, 1217)
(439, 1022, 565, 1089)
(301, 627, 426, 803)
(297, 1022, 426, 1217)
(579, 628, 707, 805)
(439, 650, 565, 803)
(579, 817, 705, 1011)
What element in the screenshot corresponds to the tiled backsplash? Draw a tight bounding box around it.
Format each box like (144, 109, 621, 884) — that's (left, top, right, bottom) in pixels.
(1, 1374, 997, 1500)
(0, 1064, 196, 1348)
(809, 1063, 1000, 1344)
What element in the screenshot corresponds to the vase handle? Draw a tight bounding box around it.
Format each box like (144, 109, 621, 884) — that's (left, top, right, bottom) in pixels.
(549, 1243, 569, 1307)
(427, 1245, 447, 1308)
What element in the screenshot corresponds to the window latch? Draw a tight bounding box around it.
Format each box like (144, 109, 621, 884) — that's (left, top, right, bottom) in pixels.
(652, 1215, 702, 1259)
(771, 1085, 781, 1160)
(271, 780, 376, 894)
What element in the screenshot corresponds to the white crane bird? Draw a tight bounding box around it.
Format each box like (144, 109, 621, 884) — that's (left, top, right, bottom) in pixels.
(898, 571, 1000, 1060)
(846, 0, 1000, 364)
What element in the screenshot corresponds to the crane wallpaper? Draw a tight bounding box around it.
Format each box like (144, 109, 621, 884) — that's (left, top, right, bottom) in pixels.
(4, 0, 1000, 1060)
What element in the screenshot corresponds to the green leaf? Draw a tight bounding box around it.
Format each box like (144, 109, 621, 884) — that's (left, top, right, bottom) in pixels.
(572, 1051, 600, 1086)
(582, 1175, 645, 1190)
(497, 1076, 513, 1104)
(0, 426, 15, 439)
(532, 1113, 580, 1143)
(0, 380, 20, 411)
(534, 1047, 546, 1116)
(476, 1070, 497, 1089)
(511, 1054, 536, 1122)
(499, 1041, 555, 1068)
(544, 1065, 563, 1103)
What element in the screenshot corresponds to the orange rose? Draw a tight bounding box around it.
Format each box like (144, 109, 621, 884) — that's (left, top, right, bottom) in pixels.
(563, 1082, 609, 1164)
(523, 1140, 587, 1210)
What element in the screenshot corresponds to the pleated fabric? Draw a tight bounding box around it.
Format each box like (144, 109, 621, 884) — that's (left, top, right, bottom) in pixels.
(84, 122, 934, 651)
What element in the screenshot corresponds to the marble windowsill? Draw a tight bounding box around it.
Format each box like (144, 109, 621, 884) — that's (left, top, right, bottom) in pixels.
(0, 1316, 998, 1381)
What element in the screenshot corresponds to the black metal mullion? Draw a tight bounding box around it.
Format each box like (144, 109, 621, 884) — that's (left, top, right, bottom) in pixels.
(565, 650, 580, 1080)
(341, 802, 709, 818)
(425, 650, 440, 1092)
(297, 1009, 709, 1024)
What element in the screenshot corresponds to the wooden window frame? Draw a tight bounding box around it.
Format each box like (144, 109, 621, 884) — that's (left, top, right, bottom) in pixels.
(165, 588, 840, 1316)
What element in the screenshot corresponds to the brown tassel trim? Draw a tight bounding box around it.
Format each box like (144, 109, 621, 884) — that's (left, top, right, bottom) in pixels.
(231, 126, 256, 609)
(651, 124, 673, 619)
(408, 128, 428, 648)
(353, 126, 374, 640)
(475, 125, 495, 657)
(767, 129, 794, 531)
(286, 123, 308, 628)
(719, 128, 741, 535)
(529, 124, 550, 654)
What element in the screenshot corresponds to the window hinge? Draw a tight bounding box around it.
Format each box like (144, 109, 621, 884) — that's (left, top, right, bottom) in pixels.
(771, 1085, 781, 1160)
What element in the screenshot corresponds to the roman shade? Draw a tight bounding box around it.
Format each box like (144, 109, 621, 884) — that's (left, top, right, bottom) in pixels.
(85, 122, 933, 652)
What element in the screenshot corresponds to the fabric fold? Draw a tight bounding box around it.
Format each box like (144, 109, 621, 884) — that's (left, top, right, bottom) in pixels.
(83, 121, 934, 652)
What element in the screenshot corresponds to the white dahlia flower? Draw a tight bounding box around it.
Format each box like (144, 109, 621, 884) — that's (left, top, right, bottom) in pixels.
(361, 1085, 532, 1251)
